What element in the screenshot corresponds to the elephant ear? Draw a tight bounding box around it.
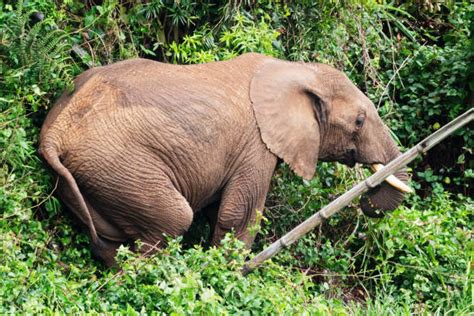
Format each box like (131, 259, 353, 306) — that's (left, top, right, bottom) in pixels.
(250, 59, 327, 180)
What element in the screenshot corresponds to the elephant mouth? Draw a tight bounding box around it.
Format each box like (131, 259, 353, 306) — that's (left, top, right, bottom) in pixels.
(340, 150, 356, 167)
(342, 158, 356, 167)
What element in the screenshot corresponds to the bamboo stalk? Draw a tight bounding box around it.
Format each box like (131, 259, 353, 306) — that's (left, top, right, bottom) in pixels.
(242, 108, 473, 275)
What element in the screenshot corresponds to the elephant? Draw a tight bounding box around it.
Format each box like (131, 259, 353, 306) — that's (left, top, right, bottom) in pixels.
(39, 53, 410, 266)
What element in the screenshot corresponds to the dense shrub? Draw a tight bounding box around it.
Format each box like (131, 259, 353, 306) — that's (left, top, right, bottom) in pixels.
(364, 193, 472, 311)
(1, 0, 472, 314)
(1, 232, 344, 314)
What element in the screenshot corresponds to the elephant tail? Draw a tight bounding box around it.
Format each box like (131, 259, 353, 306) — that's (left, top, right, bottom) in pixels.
(39, 141, 99, 245)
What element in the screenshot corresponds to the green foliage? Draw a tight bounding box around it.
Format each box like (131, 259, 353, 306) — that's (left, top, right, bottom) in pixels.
(1, 0, 472, 314)
(390, 32, 473, 193)
(167, 13, 282, 63)
(0, 2, 71, 226)
(1, 232, 349, 314)
(362, 193, 472, 311)
(0, 1, 77, 110)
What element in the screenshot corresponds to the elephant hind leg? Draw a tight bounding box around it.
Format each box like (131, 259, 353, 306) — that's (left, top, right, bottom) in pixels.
(122, 181, 194, 256)
(89, 183, 194, 265)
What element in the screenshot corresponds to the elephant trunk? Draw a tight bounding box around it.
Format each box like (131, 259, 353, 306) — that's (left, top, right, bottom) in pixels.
(359, 144, 410, 218)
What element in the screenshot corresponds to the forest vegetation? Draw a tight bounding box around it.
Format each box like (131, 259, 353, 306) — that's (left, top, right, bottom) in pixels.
(0, 0, 472, 314)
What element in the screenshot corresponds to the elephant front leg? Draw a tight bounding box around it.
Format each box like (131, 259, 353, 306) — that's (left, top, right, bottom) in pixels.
(212, 203, 265, 247)
(211, 169, 273, 247)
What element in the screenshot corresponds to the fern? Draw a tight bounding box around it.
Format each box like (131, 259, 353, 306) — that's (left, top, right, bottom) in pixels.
(0, 0, 76, 105)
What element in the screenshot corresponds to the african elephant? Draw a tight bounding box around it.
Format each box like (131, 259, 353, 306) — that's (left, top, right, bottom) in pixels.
(39, 53, 410, 266)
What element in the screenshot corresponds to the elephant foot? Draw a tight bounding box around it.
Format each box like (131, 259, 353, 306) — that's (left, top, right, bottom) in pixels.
(91, 236, 122, 268)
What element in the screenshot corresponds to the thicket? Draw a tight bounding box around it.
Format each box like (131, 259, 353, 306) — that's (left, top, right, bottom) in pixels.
(1, 0, 472, 314)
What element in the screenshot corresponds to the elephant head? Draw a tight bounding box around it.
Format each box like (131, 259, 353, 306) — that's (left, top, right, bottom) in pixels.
(250, 59, 410, 217)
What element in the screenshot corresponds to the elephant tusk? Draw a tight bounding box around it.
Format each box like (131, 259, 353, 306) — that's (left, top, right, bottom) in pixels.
(370, 164, 413, 193)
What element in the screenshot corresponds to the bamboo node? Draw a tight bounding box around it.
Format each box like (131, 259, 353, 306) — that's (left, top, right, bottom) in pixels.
(280, 238, 290, 248)
(365, 178, 376, 189)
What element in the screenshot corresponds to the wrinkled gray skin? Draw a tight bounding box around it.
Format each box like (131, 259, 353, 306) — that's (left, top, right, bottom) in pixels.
(39, 53, 408, 266)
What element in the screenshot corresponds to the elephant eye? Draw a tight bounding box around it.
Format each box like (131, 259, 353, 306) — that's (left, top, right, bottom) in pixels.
(355, 115, 365, 129)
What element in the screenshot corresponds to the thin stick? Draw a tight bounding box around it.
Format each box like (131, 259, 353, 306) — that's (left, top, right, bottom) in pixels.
(242, 108, 473, 275)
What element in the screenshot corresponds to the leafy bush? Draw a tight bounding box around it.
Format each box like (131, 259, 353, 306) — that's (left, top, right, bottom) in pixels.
(363, 193, 472, 312)
(167, 13, 282, 63)
(1, 231, 348, 314)
(0, 1, 77, 106)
